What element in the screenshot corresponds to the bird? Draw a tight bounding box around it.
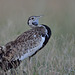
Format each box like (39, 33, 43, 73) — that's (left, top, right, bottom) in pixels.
(0, 15, 51, 72)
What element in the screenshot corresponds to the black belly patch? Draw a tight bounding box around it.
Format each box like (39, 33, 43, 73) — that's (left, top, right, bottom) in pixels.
(41, 33, 46, 37)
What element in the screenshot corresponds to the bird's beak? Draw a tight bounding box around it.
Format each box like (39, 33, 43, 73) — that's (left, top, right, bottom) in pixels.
(35, 15, 43, 20)
(37, 15, 43, 18)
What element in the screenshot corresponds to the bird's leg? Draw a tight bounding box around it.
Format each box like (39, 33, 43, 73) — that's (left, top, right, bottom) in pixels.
(27, 56, 32, 75)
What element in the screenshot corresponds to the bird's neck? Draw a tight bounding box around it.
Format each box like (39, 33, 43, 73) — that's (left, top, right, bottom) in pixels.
(28, 24, 43, 28)
(37, 24, 43, 27)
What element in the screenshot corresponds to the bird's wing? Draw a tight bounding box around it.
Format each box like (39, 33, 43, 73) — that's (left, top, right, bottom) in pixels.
(3, 27, 46, 61)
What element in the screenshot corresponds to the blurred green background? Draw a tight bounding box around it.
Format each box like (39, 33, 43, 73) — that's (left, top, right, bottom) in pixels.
(0, 0, 75, 75)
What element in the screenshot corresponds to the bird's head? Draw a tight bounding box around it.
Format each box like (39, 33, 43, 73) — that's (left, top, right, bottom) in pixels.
(27, 15, 43, 28)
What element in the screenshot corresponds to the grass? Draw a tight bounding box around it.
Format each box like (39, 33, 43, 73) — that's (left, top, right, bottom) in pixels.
(0, 0, 75, 75)
(0, 34, 75, 75)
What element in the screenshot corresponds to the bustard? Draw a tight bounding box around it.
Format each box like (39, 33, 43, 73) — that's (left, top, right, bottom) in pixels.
(0, 16, 51, 72)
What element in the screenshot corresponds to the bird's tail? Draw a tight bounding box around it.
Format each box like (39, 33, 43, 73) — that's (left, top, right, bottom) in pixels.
(0, 59, 21, 71)
(0, 46, 21, 71)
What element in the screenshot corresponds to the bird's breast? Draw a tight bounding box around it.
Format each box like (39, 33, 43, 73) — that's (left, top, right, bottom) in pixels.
(18, 36, 45, 61)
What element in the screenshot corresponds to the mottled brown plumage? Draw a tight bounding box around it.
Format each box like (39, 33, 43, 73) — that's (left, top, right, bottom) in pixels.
(3, 26, 47, 61)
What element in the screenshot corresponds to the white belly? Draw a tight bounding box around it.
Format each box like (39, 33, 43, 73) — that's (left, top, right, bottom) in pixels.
(19, 37, 45, 60)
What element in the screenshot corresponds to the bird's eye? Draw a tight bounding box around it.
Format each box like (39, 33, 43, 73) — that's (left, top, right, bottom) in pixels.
(31, 18, 34, 20)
